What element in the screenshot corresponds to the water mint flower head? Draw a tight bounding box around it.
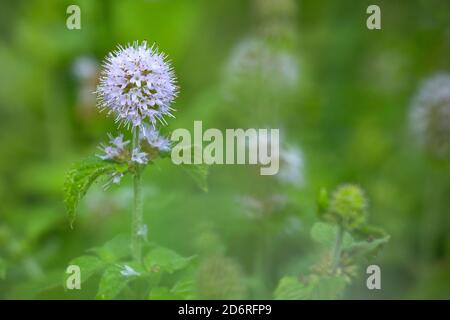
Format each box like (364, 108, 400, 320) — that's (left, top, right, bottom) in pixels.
(410, 73, 450, 159)
(96, 41, 178, 128)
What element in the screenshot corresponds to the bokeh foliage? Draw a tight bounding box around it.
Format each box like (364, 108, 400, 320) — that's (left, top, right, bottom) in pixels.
(0, 0, 449, 299)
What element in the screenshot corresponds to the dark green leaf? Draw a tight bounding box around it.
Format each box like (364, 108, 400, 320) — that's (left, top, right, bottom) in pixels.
(63, 157, 127, 227)
(63, 255, 105, 289)
(308, 275, 347, 299)
(149, 287, 179, 300)
(345, 236, 390, 259)
(88, 234, 131, 263)
(274, 276, 309, 300)
(144, 246, 195, 274)
(274, 275, 347, 300)
(96, 262, 143, 300)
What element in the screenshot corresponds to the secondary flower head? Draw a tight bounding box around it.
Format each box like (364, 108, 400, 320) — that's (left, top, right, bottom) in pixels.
(97, 133, 130, 161)
(131, 148, 149, 165)
(140, 124, 171, 152)
(96, 41, 178, 128)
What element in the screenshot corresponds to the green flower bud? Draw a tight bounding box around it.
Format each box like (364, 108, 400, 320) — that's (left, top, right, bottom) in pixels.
(329, 184, 368, 231)
(316, 187, 329, 219)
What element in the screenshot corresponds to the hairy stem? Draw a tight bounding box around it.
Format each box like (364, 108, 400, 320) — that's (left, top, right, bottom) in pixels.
(331, 225, 344, 273)
(131, 126, 143, 262)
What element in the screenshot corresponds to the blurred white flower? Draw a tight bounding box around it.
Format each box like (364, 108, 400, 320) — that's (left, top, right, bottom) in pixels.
(140, 124, 171, 152)
(131, 148, 148, 164)
(236, 194, 288, 220)
(120, 265, 140, 277)
(243, 134, 305, 186)
(237, 195, 265, 219)
(277, 145, 304, 186)
(410, 73, 450, 158)
(72, 56, 99, 114)
(73, 56, 98, 80)
(224, 37, 299, 101)
(96, 41, 178, 128)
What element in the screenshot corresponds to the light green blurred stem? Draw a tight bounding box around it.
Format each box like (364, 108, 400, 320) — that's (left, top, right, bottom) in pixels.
(331, 225, 344, 273)
(132, 126, 143, 262)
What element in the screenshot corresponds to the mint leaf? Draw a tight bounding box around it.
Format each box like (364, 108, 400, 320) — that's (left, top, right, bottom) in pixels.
(149, 287, 179, 300)
(310, 222, 353, 248)
(274, 276, 309, 300)
(89, 234, 131, 263)
(345, 236, 390, 259)
(308, 275, 347, 299)
(274, 275, 347, 300)
(96, 262, 143, 300)
(64, 255, 105, 288)
(64, 157, 127, 227)
(144, 246, 195, 274)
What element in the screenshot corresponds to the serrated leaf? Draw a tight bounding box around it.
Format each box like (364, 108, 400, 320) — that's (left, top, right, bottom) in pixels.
(96, 265, 128, 300)
(308, 275, 347, 300)
(149, 287, 179, 300)
(352, 224, 389, 240)
(274, 276, 309, 300)
(144, 246, 195, 274)
(171, 277, 197, 299)
(345, 236, 390, 259)
(64, 157, 127, 227)
(88, 234, 130, 263)
(274, 275, 347, 300)
(96, 262, 143, 300)
(310, 222, 353, 249)
(149, 277, 196, 300)
(63, 255, 105, 289)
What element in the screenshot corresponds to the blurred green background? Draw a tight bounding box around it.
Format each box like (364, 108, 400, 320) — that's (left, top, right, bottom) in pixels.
(0, 0, 449, 299)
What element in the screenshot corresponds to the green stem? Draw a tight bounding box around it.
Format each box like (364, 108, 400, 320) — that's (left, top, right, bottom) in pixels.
(331, 225, 344, 273)
(132, 126, 143, 262)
